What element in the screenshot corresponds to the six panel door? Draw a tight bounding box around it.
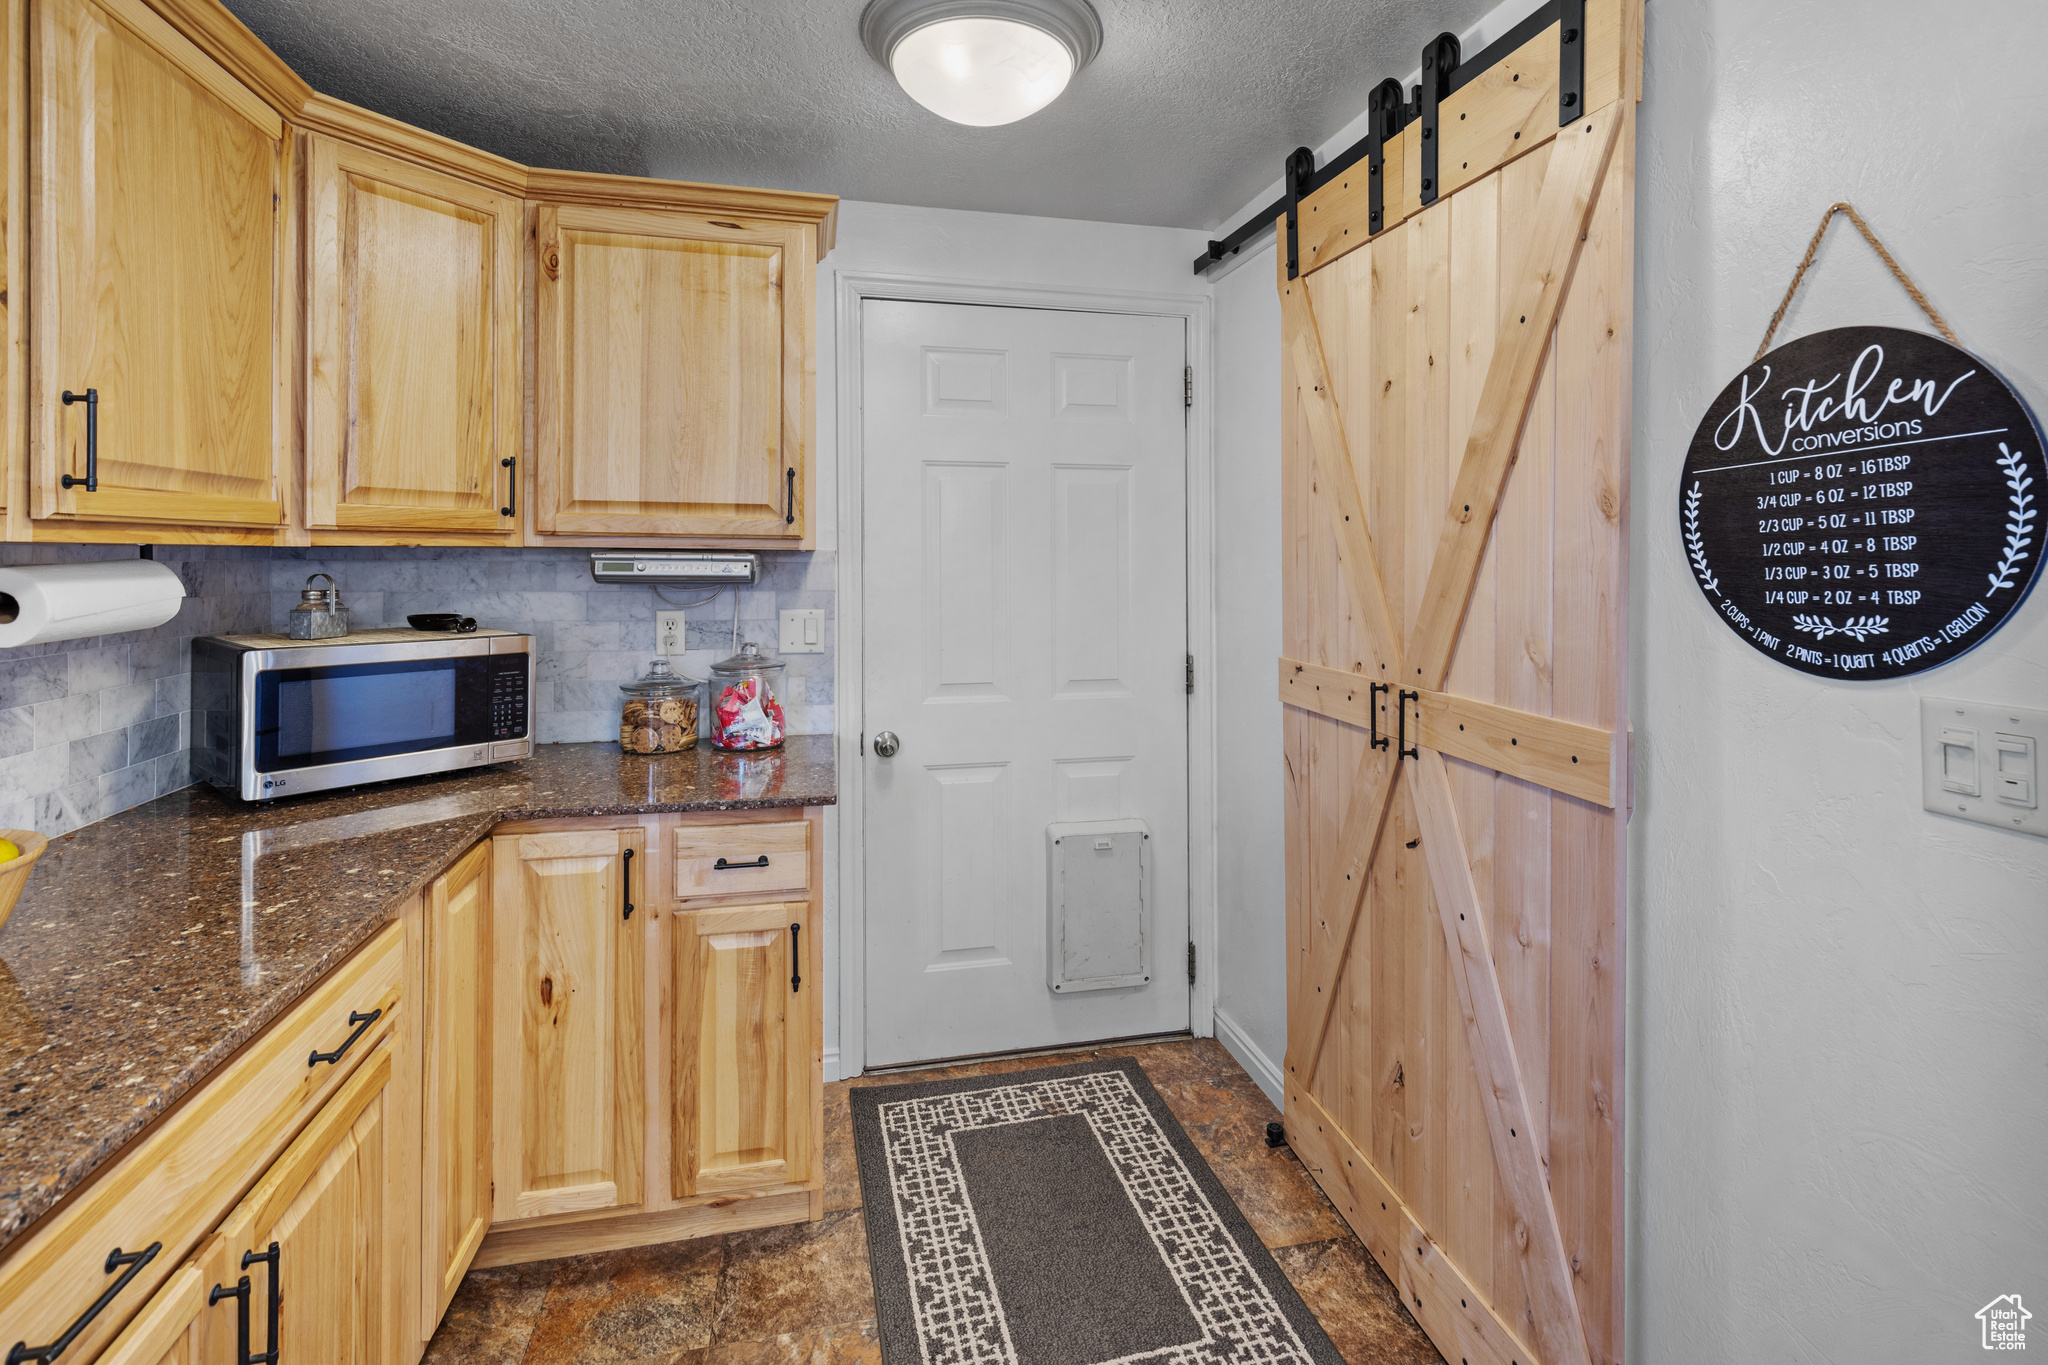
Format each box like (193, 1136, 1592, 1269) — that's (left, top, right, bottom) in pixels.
(422, 842, 492, 1327)
(533, 203, 806, 539)
(302, 135, 521, 535)
(31, 0, 287, 527)
(672, 901, 812, 1199)
(859, 300, 1192, 1066)
(491, 827, 646, 1223)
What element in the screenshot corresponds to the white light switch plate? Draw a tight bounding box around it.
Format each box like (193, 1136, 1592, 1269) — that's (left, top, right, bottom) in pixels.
(1921, 697, 2048, 837)
(779, 609, 825, 654)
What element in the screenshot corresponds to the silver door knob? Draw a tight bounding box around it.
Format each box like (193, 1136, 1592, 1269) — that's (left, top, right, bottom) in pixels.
(872, 731, 901, 758)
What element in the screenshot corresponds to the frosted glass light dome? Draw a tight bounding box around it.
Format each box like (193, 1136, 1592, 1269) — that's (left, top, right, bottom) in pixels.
(892, 17, 1073, 126)
(861, 0, 1102, 128)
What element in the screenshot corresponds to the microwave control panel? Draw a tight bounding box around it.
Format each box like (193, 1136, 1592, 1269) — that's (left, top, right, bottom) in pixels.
(491, 654, 530, 740)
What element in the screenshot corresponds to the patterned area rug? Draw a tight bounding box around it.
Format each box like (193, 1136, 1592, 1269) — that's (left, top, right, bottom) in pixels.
(851, 1057, 1348, 1365)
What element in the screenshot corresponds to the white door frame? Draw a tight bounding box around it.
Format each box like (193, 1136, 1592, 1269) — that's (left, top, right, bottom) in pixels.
(834, 269, 1217, 1080)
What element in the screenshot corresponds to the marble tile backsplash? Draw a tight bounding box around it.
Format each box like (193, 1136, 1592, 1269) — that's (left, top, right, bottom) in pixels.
(0, 545, 272, 835)
(266, 547, 835, 744)
(0, 544, 833, 837)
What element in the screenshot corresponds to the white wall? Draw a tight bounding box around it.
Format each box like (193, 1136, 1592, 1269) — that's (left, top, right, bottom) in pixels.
(1209, 242, 1288, 1099)
(814, 200, 1213, 1073)
(1631, 1, 2048, 1359)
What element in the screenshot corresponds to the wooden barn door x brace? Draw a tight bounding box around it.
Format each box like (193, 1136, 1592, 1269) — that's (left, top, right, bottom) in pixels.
(1274, 5, 1642, 1365)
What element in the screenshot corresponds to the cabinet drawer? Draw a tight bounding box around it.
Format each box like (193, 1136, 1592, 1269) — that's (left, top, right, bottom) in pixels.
(673, 821, 809, 900)
(0, 924, 401, 1363)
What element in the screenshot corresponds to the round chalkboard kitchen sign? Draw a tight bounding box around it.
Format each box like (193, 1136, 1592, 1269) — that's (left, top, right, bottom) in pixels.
(1680, 325, 2041, 679)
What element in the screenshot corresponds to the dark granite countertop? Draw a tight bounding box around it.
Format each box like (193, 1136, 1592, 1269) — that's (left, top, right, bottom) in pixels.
(0, 737, 834, 1253)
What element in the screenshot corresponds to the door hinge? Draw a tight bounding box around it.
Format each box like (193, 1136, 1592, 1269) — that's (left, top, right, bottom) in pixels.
(1185, 654, 1194, 695)
(1187, 941, 1197, 985)
(1184, 365, 1193, 409)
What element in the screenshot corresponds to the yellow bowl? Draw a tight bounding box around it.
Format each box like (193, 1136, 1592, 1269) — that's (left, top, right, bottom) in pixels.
(0, 829, 50, 933)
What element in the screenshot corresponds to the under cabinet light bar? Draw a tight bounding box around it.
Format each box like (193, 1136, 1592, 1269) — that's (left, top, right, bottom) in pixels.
(589, 552, 760, 586)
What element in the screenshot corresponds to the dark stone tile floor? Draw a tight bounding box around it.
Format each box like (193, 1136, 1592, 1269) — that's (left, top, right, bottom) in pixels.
(424, 1038, 1441, 1365)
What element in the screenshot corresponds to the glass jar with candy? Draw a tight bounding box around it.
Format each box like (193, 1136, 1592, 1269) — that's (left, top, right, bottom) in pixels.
(707, 642, 788, 751)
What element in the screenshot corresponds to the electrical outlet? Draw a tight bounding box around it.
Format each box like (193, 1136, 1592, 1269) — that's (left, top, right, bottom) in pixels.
(656, 610, 686, 656)
(779, 609, 825, 654)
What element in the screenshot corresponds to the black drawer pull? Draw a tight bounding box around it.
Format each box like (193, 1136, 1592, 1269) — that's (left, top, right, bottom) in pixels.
(713, 855, 770, 871)
(1369, 681, 1390, 751)
(500, 455, 516, 518)
(622, 847, 635, 921)
(785, 467, 796, 524)
(308, 1008, 381, 1068)
(241, 1244, 279, 1365)
(790, 922, 801, 993)
(7, 1241, 160, 1363)
(59, 389, 97, 493)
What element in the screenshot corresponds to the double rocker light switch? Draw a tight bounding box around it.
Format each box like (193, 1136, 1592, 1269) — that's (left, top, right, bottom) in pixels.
(1921, 698, 2047, 837)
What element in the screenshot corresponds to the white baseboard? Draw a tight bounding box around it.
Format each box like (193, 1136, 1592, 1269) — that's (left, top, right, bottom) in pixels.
(823, 1046, 842, 1085)
(1212, 1007, 1284, 1108)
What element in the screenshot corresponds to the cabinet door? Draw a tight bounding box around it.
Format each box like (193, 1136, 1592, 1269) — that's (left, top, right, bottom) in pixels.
(423, 842, 491, 1324)
(534, 203, 807, 540)
(672, 900, 811, 1199)
(206, 1040, 401, 1365)
(303, 135, 520, 535)
(31, 0, 286, 527)
(492, 827, 646, 1222)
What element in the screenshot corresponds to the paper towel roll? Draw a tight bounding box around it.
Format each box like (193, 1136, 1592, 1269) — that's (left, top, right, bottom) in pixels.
(0, 559, 186, 647)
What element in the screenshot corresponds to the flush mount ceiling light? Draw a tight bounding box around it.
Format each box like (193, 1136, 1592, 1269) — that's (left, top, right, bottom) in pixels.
(861, 0, 1102, 127)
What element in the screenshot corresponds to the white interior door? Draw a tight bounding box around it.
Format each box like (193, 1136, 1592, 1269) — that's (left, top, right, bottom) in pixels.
(862, 299, 1189, 1067)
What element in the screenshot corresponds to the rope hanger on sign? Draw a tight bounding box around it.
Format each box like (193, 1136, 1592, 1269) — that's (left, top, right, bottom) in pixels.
(1754, 202, 1959, 361)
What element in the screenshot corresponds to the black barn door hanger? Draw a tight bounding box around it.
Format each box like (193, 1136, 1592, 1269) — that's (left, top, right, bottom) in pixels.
(1199, 0, 1589, 276)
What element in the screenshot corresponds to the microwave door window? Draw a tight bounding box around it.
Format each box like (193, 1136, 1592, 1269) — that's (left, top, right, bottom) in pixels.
(257, 657, 494, 771)
(276, 669, 456, 757)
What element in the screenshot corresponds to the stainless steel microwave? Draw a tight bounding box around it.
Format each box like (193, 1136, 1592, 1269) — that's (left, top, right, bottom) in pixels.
(192, 629, 533, 801)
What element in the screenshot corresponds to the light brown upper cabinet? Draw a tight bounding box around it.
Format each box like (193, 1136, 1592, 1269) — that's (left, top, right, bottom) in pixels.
(532, 203, 812, 541)
(303, 134, 520, 537)
(30, 0, 288, 529)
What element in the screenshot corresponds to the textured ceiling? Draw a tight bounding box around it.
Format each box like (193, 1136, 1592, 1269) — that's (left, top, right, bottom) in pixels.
(221, 0, 1496, 229)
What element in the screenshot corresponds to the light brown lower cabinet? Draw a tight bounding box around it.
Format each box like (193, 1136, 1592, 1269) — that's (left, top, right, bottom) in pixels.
(673, 900, 813, 1199)
(489, 826, 647, 1225)
(0, 808, 823, 1360)
(421, 843, 493, 1331)
(474, 809, 823, 1269)
(202, 1037, 405, 1364)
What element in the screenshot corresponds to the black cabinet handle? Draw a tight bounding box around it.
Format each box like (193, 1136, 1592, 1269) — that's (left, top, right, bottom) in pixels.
(1369, 681, 1390, 751)
(59, 389, 97, 492)
(7, 1243, 159, 1363)
(209, 1277, 250, 1365)
(785, 467, 796, 525)
(500, 455, 516, 518)
(206, 1242, 279, 1365)
(622, 847, 635, 920)
(1397, 689, 1420, 760)
(308, 1008, 381, 1067)
(789, 922, 801, 993)
(240, 1244, 279, 1365)
(713, 855, 769, 871)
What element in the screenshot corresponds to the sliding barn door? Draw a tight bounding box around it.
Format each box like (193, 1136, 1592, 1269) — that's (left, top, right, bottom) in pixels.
(1279, 8, 1640, 1365)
